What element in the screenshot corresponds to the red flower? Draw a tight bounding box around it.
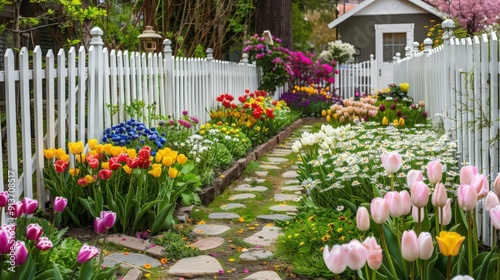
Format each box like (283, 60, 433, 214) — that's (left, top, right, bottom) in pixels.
(253, 108, 263, 119)
(222, 99, 231, 108)
(238, 96, 247, 103)
(225, 94, 234, 101)
(87, 156, 99, 169)
(108, 157, 121, 170)
(266, 108, 275, 118)
(243, 103, 250, 108)
(126, 157, 139, 168)
(216, 95, 224, 102)
(244, 89, 250, 93)
(77, 178, 88, 187)
(98, 169, 112, 180)
(54, 160, 68, 173)
(117, 153, 128, 162)
(138, 146, 151, 160)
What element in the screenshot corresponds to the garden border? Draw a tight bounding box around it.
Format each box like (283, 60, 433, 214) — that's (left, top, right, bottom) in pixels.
(198, 117, 321, 205)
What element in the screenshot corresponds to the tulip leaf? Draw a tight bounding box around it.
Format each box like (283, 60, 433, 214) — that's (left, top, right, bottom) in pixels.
(473, 251, 497, 280)
(131, 199, 162, 230)
(92, 263, 120, 280)
(338, 198, 357, 213)
(52, 263, 64, 280)
(429, 268, 447, 280)
(151, 202, 175, 234)
(79, 259, 94, 280)
(78, 197, 97, 218)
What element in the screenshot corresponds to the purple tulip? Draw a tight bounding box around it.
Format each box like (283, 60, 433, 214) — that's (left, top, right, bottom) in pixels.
(22, 197, 38, 215)
(379, 104, 386, 112)
(100, 211, 117, 230)
(94, 218, 107, 234)
(9, 201, 24, 218)
(36, 237, 53, 251)
(396, 110, 402, 117)
(422, 111, 427, 118)
(77, 244, 99, 264)
(390, 104, 396, 110)
(0, 191, 8, 207)
(53, 197, 68, 213)
(14, 241, 28, 266)
(26, 223, 43, 241)
(0, 227, 14, 254)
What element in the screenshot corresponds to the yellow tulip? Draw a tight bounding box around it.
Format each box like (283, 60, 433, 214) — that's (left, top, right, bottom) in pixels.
(43, 148, 56, 160)
(103, 144, 113, 155)
(148, 167, 162, 178)
(436, 231, 465, 257)
(55, 148, 67, 160)
(162, 156, 175, 167)
(326, 115, 331, 122)
(84, 175, 93, 184)
(68, 168, 80, 177)
(111, 146, 123, 157)
(399, 118, 405, 126)
(95, 144, 105, 154)
(321, 110, 326, 117)
(155, 151, 164, 163)
(101, 162, 110, 170)
(399, 83, 410, 92)
(88, 138, 98, 150)
(393, 119, 399, 126)
(177, 154, 188, 165)
(60, 154, 70, 163)
(123, 165, 133, 174)
(68, 141, 84, 155)
(127, 149, 137, 159)
(168, 167, 179, 178)
(382, 116, 389, 126)
(76, 153, 86, 163)
(327, 109, 332, 115)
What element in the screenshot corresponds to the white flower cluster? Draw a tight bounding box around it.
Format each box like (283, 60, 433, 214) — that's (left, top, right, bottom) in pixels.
(186, 134, 212, 163)
(319, 40, 356, 65)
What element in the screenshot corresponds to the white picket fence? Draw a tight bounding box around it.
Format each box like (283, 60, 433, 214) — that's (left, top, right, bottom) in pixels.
(0, 27, 259, 218)
(394, 31, 500, 246)
(334, 56, 375, 99)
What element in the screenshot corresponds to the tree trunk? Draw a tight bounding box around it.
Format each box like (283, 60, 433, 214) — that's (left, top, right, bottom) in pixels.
(254, 0, 293, 50)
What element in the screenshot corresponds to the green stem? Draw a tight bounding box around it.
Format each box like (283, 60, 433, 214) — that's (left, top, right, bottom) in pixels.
(497, 237, 500, 280)
(69, 262, 79, 280)
(380, 225, 397, 278)
(410, 261, 414, 280)
(467, 211, 473, 276)
(372, 267, 377, 280)
(0, 255, 4, 280)
(418, 207, 422, 235)
(447, 256, 451, 280)
(390, 174, 394, 191)
(436, 206, 442, 237)
(98, 234, 107, 269)
(364, 265, 369, 280)
(421, 259, 425, 280)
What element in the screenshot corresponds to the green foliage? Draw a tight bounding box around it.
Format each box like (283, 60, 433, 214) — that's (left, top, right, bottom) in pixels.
(291, 2, 313, 52)
(49, 238, 82, 270)
(193, 44, 206, 58)
(152, 230, 202, 261)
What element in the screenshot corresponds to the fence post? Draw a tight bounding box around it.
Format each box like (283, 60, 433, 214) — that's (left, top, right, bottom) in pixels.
(241, 53, 249, 90)
(423, 38, 432, 123)
(89, 27, 104, 141)
(442, 19, 455, 133)
(163, 39, 174, 116)
(412, 41, 420, 55)
(206, 48, 214, 124)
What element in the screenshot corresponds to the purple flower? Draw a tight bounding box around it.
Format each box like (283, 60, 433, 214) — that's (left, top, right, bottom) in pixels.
(0, 191, 8, 207)
(422, 111, 428, 118)
(397, 110, 402, 117)
(23, 197, 38, 215)
(26, 223, 43, 241)
(77, 244, 99, 264)
(53, 196, 68, 213)
(182, 110, 188, 116)
(36, 237, 53, 251)
(379, 104, 386, 112)
(390, 104, 396, 110)
(189, 116, 199, 124)
(0, 227, 14, 254)
(178, 119, 193, 129)
(9, 201, 24, 218)
(14, 241, 28, 266)
(94, 218, 106, 234)
(411, 104, 417, 109)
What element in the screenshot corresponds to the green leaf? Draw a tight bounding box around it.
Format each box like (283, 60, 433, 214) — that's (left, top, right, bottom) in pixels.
(79, 259, 93, 280)
(92, 264, 120, 280)
(473, 250, 497, 280)
(52, 263, 64, 280)
(131, 199, 162, 230)
(78, 197, 97, 218)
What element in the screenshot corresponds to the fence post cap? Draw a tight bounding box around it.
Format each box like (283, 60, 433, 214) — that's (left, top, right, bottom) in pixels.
(163, 39, 172, 53)
(423, 38, 433, 52)
(90, 27, 104, 46)
(206, 48, 213, 60)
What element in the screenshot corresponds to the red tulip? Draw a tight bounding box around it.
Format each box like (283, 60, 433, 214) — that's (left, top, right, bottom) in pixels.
(77, 244, 99, 264)
(87, 156, 99, 169)
(323, 245, 347, 274)
(460, 166, 478, 185)
(108, 157, 121, 170)
(54, 159, 68, 173)
(126, 157, 140, 168)
(53, 196, 68, 213)
(401, 230, 419, 261)
(381, 152, 402, 173)
(26, 223, 43, 241)
(117, 153, 128, 162)
(98, 169, 112, 180)
(410, 181, 430, 208)
(14, 241, 28, 266)
(458, 184, 478, 211)
(36, 237, 53, 251)
(22, 197, 38, 215)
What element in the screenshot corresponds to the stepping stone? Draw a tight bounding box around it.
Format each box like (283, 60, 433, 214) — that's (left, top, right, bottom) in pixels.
(244, 226, 281, 247)
(284, 179, 300, 185)
(282, 171, 299, 178)
(269, 205, 298, 212)
(255, 171, 268, 177)
(168, 255, 223, 278)
(291, 165, 299, 170)
(234, 184, 268, 192)
(240, 249, 274, 261)
(257, 214, 293, 221)
(244, 270, 281, 279)
(106, 234, 152, 252)
(281, 185, 304, 192)
(229, 193, 256, 201)
(102, 253, 160, 269)
(274, 193, 299, 201)
(193, 224, 231, 235)
(244, 178, 266, 183)
(267, 157, 289, 163)
(220, 203, 246, 210)
(208, 212, 240, 219)
(259, 164, 281, 170)
(190, 237, 225, 251)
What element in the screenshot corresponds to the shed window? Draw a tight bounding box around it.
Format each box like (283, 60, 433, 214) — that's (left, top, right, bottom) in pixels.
(383, 33, 406, 62)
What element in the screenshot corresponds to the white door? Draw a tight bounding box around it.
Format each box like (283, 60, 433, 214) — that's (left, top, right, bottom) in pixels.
(375, 24, 414, 89)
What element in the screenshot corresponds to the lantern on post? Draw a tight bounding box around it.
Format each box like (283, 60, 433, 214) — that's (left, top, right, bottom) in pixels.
(137, 26, 162, 52)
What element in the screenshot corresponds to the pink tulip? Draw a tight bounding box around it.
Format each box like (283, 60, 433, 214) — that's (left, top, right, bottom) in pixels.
(418, 232, 434, 260)
(53, 196, 68, 213)
(407, 170, 424, 189)
(401, 190, 411, 215)
(323, 245, 347, 274)
(458, 184, 478, 211)
(439, 199, 452, 226)
(381, 152, 402, 173)
(494, 175, 500, 198)
(94, 218, 107, 234)
(77, 244, 99, 264)
(470, 174, 489, 199)
(485, 191, 500, 212)
(385, 191, 405, 218)
(36, 237, 53, 251)
(401, 230, 419, 261)
(8, 201, 24, 218)
(0, 191, 8, 207)
(412, 205, 425, 223)
(26, 223, 43, 241)
(356, 206, 370, 231)
(431, 183, 448, 208)
(490, 205, 500, 230)
(100, 211, 117, 229)
(0, 227, 14, 254)
(22, 197, 38, 215)
(341, 240, 368, 270)
(370, 197, 390, 224)
(460, 166, 478, 185)
(411, 181, 430, 208)
(362, 237, 383, 270)
(427, 161, 443, 184)
(14, 241, 28, 266)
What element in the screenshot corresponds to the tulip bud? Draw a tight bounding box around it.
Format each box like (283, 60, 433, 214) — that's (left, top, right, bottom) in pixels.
(0, 228, 14, 254)
(22, 197, 38, 215)
(382, 116, 389, 126)
(100, 211, 117, 229)
(460, 166, 478, 185)
(77, 244, 99, 264)
(401, 190, 412, 215)
(323, 245, 347, 274)
(470, 174, 489, 200)
(431, 183, 448, 208)
(407, 170, 424, 189)
(458, 184, 478, 211)
(411, 181, 430, 208)
(9, 201, 24, 218)
(490, 205, 500, 230)
(94, 218, 107, 234)
(439, 199, 452, 226)
(341, 240, 368, 270)
(385, 191, 405, 218)
(418, 232, 434, 260)
(53, 196, 68, 213)
(362, 237, 383, 270)
(0, 191, 8, 207)
(356, 206, 370, 231)
(14, 241, 28, 266)
(494, 175, 500, 199)
(412, 205, 425, 223)
(485, 192, 500, 212)
(36, 237, 53, 251)
(26, 223, 43, 241)
(370, 197, 390, 224)
(401, 230, 419, 261)
(381, 152, 402, 173)
(427, 161, 443, 184)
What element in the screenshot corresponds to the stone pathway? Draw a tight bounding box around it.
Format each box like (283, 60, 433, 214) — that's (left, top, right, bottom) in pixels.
(103, 123, 316, 279)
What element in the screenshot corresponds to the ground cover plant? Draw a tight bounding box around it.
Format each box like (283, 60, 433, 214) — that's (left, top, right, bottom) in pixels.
(280, 84, 343, 117)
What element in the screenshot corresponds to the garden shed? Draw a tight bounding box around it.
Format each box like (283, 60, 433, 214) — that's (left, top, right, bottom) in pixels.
(328, 0, 443, 88)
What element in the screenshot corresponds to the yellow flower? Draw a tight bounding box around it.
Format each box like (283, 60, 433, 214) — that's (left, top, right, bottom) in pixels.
(399, 82, 410, 92)
(228, 258, 235, 262)
(160, 258, 168, 264)
(75, 153, 86, 163)
(148, 167, 162, 178)
(399, 118, 405, 126)
(382, 116, 389, 126)
(436, 231, 465, 256)
(123, 165, 133, 174)
(84, 175, 93, 184)
(168, 167, 179, 178)
(127, 149, 136, 159)
(88, 138, 98, 150)
(144, 264, 152, 269)
(101, 162, 110, 170)
(177, 154, 188, 165)
(55, 148, 67, 160)
(68, 168, 80, 177)
(326, 115, 331, 122)
(239, 217, 245, 223)
(162, 156, 175, 167)
(111, 146, 123, 157)
(43, 148, 56, 160)
(299, 242, 304, 246)
(68, 141, 84, 155)
(393, 119, 399, 126)
(60, 153, 70, 163)
(321, 110, 326, 117)
(95, 144, 105, 154)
